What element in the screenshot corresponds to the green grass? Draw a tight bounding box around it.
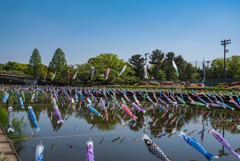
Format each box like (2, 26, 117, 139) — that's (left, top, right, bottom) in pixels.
(0, 105, 28, 140)
(0, 152, 8, 161)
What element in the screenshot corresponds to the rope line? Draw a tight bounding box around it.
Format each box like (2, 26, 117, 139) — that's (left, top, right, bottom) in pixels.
(11, 121, 239, 142)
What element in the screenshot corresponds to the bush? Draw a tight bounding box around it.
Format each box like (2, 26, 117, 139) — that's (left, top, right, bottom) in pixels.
(232, 81, 240, 86)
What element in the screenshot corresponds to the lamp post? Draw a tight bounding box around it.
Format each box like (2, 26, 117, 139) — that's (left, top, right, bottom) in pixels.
(221, 39, 231, 83)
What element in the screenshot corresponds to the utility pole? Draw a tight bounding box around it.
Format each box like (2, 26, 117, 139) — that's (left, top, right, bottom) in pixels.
(205, 61, 210, 85)
(221, 39, 231, 83)
(206, 61, 210, 69)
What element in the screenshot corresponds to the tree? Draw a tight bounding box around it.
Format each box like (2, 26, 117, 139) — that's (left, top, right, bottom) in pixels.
(48, 48, 67, 80)
(3, 61, 30, 75)
(174, 55, 187, 80)
(149, 65, 166, 81)
(209, 55, 240, 80)
(227, 55, 240, 80)
(149, 49, 165, 80)
(75, 63, 91, 84)
(162, 52, 176, 80)
(0, 63, 4, 72)
(149, 49, 164, 65)
(166, 52, 175, 62)
(209, 58, 224, 78)
(29, 48, 43, 78)
(129, 54, 145, 79)
(88, 53, 136, 84)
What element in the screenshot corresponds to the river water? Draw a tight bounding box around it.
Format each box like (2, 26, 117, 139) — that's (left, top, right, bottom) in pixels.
(12, 101, 240, 161)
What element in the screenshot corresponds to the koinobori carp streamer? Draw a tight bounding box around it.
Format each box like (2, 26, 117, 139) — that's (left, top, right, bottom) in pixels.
(179, 131, 218, 161)
(142, 134, 170, 161)
(118, 65, 126, 76)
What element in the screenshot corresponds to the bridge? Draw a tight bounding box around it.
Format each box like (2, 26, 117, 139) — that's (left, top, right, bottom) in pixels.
(0, 72, 39, 85)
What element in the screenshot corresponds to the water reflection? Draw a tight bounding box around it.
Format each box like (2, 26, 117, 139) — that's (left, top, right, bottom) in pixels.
(8, 97, 240, 161)
(12, 99, 240, 136)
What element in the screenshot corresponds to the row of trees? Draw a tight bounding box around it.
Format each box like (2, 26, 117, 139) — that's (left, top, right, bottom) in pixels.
(0, 48, 239, 85)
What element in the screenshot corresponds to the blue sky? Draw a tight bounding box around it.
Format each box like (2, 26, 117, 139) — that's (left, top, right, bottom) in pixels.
(0, 0, 239, 66)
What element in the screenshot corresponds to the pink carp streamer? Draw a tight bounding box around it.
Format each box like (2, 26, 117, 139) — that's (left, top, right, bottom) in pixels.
(105, 108, 108, 121)
(105, 67, 110, 80)
(122, 105, 137, 119)
(43, 91, 48, 98)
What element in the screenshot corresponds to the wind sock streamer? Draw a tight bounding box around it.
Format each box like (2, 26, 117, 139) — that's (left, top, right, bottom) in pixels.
(210, 129, 240, 159)
(87, 104, 103, 117)
(51, 72, 56, 81)
(2, 92, 9, 103)
(144, 65, 148, 79)
(8, 107, 14, 133)
(122, 105, 137, 119)
(87, 98, 92, 105)
(179, 131, 218, 161)
(91, 67, 95, 80)
(172, 60, 179, 77)
(79, 91, 85, 102)
(133, 95, 141, 107)
(73, 69, 79, 80)
(132, 103, 145, 113)
(142, 134, 170, 161)
(86, 140, 94, 161)
(121, 98, 127, 106)
(35, 142, 44, 161)
(158, 98, 169, 107)
(28, 106, 40, 131)
(54, 106, 64, 124)
(216, 101, 234, 110)
(105, 67, 110, 80)
(118, 65, 126, 76)
(100, 98, 106, 110)
(19, 98, 24, 108)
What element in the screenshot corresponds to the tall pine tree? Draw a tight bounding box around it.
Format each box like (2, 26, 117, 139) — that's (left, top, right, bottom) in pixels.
(129, 54, 145, 79)
(29, 48, 43, 78)
(48, 48, 67, 73)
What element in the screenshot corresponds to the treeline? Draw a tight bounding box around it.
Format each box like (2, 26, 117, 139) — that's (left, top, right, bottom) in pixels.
(0, 48, 239, 85)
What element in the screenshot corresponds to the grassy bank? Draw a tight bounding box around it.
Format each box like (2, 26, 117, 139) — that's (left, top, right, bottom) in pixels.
(0, 105, 27, 140)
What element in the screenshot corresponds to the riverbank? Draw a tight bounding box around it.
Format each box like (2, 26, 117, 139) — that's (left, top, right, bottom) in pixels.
(0, 124, 20, 161)
(0, 105, 28, 161)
